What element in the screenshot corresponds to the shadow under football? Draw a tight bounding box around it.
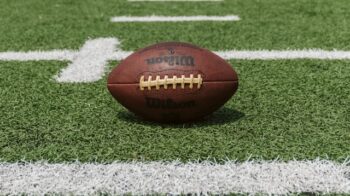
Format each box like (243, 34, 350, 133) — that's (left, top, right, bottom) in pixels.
(116, 107, 245, 128)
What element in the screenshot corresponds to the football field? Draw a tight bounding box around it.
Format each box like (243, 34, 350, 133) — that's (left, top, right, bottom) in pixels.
(0, 0, 350, 194)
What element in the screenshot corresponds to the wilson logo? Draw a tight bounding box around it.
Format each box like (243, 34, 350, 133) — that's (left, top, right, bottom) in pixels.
(146, 56, 195, 66)
(146, 97, 195, 109)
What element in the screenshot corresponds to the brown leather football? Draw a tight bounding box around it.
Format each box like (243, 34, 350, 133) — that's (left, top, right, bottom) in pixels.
(107, 42, 238, 123)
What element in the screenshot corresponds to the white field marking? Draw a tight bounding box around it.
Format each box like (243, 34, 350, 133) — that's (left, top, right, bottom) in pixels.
(54, 38, 119, 83)
(216, 49, 350, 60)
(128, 0, 223, 1)
(0, 50, 75, 61)
(110, 49, 350, 60)
(0, 160, 349, 195)
(2, 38, 350, 83)
(110, 15, 240, 22)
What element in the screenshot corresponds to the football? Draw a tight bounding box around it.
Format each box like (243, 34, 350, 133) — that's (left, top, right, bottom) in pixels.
(107, 42, 238, 122)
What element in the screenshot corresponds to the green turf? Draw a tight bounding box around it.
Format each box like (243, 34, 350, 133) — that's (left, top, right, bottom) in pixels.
(0, 0, 350, 51)
(0, 0, 350, 163)
(0, 59, 349, 162)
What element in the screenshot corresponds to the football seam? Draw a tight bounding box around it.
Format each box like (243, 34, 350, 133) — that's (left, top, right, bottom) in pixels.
(107, 80, 238, 85)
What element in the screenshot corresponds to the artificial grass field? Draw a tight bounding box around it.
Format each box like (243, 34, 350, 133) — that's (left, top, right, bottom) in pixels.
(0, 0, 350, 163)
(1, 59, 349, 162)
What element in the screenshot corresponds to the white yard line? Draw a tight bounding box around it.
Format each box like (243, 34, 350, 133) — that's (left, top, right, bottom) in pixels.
(0, 50, 75, 61)
(216, 49, 350, 60)
(2, 38, 350, 83)
(54, 38, 119, 83)
(2, 49, 350, 62)
(128, 0, 224, 1)
(0, 160, 349, 195)
(110, 15, 240, 22)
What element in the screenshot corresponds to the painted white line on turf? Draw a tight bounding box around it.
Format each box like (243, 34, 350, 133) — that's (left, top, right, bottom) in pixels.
(128, 0, 223, 1)
(0, 160, 349, 195)
(3, 49, 350, 62)
(216, 49, 350, 60)
(54, 38, 118, 83)
(0, 50, 75, 61)
(2, 38, 350, 83)
(110, 15, 240, 22)
(109, 50, 350, 60)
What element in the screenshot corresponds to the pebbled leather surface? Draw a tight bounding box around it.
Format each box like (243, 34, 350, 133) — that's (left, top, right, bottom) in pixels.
(107, 42, 239, 122)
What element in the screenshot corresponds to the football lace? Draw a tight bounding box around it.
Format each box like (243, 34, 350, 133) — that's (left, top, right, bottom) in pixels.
(139, 74, 203, 90)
